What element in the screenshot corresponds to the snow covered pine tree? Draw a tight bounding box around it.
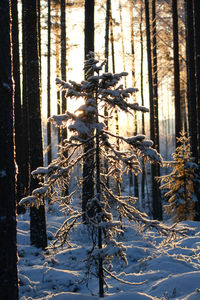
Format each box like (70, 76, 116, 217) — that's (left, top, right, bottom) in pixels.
(20, 53, 187, 297)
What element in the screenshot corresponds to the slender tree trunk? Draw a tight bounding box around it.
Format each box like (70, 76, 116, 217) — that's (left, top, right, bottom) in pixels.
(185, 0, 198, 162)
(11, 0, 24, 210)
(22, 0, 30, 197)
(140, 3, 146, 209)
(104, 0, 111, 188)
(130, 1, 138, 198)
(119, 1, 126, 88)
(47, 0, 52, 164)
(82, 0, 95, 222)
(95, 86, 104, 298)
(0, 1, 19, 298)
(193, 0, 200, 219)
(105, 0, 110, 73)
(145, 0, 162, 220)
(60, 0, 69, 196)
(193, 0, 200, 163)
(152, 0, 162, 220)
(23, 0, 47, 249)
(172, 0, 181, 145)
(55, 2, 61, 144)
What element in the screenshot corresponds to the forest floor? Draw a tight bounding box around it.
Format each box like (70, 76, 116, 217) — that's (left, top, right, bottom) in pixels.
(18, 203, 200, 300)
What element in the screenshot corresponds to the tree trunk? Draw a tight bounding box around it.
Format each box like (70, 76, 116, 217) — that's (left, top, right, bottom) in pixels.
(11, 0, 24, 211)
(104, 0, 111, 188)
(82, 0, 95, 222)
(95, 87, 104, 298)
(130, 0, 138, 198)
(193, 0, 200, 163)
(193, 0, 200, 219)
(0, 0, 19, 298)
(185, 0, 198, 162)
(22, 0, 30, 197)
(172, 0, 181, 145)
(119, 1, 126, 88)
(47, 0, 52, 164)
(140, 4, 146, 209)
(60, 0, 69, 196)
(22, 0, 47, 249)
(145, 0, 162, 220)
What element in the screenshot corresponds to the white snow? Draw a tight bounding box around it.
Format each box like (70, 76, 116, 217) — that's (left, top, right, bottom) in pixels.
(17, 209, 200, 300)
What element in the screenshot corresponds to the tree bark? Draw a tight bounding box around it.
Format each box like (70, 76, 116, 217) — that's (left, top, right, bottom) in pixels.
(130, 0, 138, 198)
(47, 0, 52, 164)
(172, 0, 182, 144)
(82, 0, 95, 222)
(145, 0, 162, 220)
(140, 4, 146, 209)
(11, 0, 24, 211)
(185, 0, 198, 162)
(0, 0, 19, 298)
(22, 0, 47, 249)
(193, 0, 200, 163)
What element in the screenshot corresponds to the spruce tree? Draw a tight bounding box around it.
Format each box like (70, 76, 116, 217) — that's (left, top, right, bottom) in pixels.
(158, 131, 200, 222)
(20, 53, 186, 297)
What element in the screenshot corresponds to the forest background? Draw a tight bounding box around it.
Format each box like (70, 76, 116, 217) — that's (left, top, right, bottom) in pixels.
(1, 0, 200, 299)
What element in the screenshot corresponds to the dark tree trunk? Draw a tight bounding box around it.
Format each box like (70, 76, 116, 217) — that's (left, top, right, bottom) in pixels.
(104, 0, 111, 188)
(82, 0, 95, 222)
(95, 89, 104, 298)
(140, 4, 146, 209)
(47, 0, 52, 164)
(119, 1, 126, 88)
(22, 0, 30, 197)
(192, 0, 200, 220)
(172, 0, 182, 144)
(0, 1, 19, 298)
(145, 0, 162, 220)
(193, 0, 200, 163)
(84, 0, 94, 62)
(11, 0, 24, 211)
(60, 0, 69, 196)
(55, 2, 61, 144)
(130, 1, 138, 198)
(185, 0, 198, 162)
(22, 0, 47, 249)
(105, 0, 111, 73)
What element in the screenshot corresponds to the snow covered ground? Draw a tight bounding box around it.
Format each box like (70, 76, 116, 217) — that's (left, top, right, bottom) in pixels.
(18, 206, 200, 300)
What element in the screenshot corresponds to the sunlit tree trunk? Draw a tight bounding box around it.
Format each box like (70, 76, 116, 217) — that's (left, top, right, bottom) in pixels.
(0, 0, 19, 297)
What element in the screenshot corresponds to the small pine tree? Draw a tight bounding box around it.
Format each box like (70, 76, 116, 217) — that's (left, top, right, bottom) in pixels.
(20, 53, 187, 297)
(159, 131, 200, 222)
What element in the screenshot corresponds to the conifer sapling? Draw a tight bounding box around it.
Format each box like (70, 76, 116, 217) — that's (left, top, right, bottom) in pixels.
(20, 53, 188, 297)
